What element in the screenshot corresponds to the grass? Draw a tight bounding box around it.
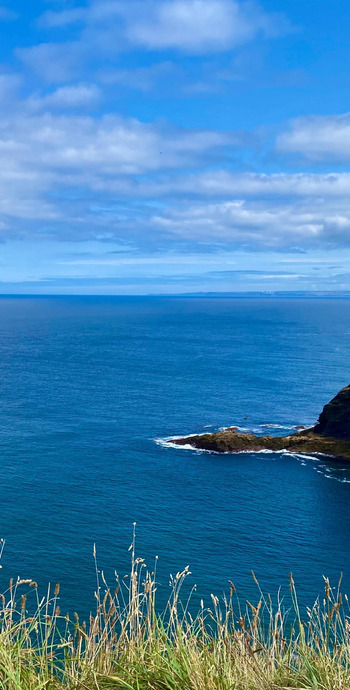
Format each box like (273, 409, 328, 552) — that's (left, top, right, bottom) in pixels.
(0, 527, 350, 689)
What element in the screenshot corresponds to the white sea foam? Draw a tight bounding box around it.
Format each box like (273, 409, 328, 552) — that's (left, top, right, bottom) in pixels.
(156, 437, 285, 456)
(230, 448, 275, 454)
(156, 437, 320, 460)
(219, 423, 295, 432)
(319, 473, 350, 483)
(165, 442, 201, 451)
(155, 431, 208, 444)
(259, 423, 298, 430)
(155, 435, 215, 453)
(219, 425, 250, 432)
(155, 432, 350, 484)
(283, 452, 321, 462)
(220, 422, 315, 435)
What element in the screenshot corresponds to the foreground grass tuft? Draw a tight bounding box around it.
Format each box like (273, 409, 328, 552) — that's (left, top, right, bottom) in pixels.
(0, 529, 349, 689)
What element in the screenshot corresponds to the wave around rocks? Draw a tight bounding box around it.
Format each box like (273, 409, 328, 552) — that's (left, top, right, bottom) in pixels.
(155, 434, 350, 484)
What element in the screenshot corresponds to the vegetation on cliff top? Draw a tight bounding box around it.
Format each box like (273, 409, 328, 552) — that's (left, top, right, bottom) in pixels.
(1, 531, 350, 690)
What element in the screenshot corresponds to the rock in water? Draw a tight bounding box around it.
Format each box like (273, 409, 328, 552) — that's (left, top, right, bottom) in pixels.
(314, 384, 350, 439)
(167, 384, 350, 459)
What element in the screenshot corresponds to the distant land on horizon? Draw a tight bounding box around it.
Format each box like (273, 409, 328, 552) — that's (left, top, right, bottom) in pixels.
(1, 291, 350, 299)
(176, 291, 350, 298)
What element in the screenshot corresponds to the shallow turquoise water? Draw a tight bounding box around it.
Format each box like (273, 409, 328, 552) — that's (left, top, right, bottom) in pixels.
(0, 295, 350, 615)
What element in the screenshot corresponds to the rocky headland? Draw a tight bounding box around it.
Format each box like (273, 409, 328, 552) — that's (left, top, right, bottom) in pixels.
(168, 384, 350, 459)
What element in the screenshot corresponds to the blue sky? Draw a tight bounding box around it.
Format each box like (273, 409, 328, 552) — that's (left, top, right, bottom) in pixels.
(1, 0, 350, 293)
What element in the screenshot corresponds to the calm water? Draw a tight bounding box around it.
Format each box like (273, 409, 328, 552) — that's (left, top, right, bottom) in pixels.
(1, 295, 350, 615)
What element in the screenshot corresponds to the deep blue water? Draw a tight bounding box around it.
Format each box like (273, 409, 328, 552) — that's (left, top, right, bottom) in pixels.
(1, 295, 350, 616)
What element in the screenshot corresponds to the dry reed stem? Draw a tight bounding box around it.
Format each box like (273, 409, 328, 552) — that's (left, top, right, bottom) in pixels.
(0, 533, 348, 689)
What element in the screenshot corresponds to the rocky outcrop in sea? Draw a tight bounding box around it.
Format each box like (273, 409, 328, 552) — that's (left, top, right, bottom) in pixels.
(168, 384, 350, 459)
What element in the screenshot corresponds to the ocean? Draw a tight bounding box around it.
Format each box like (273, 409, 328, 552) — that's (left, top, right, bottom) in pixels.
(1, 295, 350, 616)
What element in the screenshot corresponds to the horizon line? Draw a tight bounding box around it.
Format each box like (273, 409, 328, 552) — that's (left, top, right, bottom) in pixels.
(0, 290, 350, 298)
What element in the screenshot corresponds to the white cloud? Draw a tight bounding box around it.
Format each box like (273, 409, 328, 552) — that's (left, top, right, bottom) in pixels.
(0, 110, 237, 231)
(123, 0, 286, 53)
(0, 72, 350, 250)
(139, 171, 350, 198)
(36, 0, 290, 61)
(0, 6, 18, 21)
(0, 104, 348, 249)
(0, 73, 21, 100)
(38, 7, 86, 28)
(98, 62, 178, 92)
(16, 0, 293, 88)
(17, 42, 84, 83)
(28, 84, 101, 110)
(12, 114, 233, 174)
(151, 198, 350, 248)
(277, 113, 350, 161)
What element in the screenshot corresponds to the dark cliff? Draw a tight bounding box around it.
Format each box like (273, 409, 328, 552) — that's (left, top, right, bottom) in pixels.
(313, 384, 350, 439)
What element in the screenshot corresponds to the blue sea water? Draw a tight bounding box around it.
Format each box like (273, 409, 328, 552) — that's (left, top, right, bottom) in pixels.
(1, 295, 350, 616)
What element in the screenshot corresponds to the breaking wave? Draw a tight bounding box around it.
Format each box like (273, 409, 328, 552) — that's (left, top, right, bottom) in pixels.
(155, 434, 350, 484)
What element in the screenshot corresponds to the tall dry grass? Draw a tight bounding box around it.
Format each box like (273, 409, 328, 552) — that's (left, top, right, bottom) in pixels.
(0, 525, 349, 689)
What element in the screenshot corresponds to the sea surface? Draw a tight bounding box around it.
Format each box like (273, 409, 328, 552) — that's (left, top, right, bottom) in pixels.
(1, 295, 350, 617)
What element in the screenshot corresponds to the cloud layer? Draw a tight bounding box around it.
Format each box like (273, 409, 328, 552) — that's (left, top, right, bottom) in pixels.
(0, 0, 349, 292)
(2, 100, 350, 250)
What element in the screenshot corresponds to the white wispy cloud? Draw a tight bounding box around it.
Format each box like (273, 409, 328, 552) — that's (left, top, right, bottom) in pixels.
(17, 42, 84, 83)
(0, 109, 240, 232)
(277, 113, 350, 161)
(0, 73, 21, 100)
(120, 0, 290, 53)
(98, 62, 179, 92)
(31, 0, 291, 86)
(136, 171, 350, 198)
(151, 198, 350, 249)
(0, 6, 18, 21)
(38, 7, 87, 29)
(4, 0, 350, 258)
(0, 98, 350, 250)
(27, 84, 101, 111)
(0, 111, 235, 175)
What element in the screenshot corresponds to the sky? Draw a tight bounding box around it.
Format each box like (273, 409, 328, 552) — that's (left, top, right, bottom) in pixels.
(1, 0, 350, 293)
